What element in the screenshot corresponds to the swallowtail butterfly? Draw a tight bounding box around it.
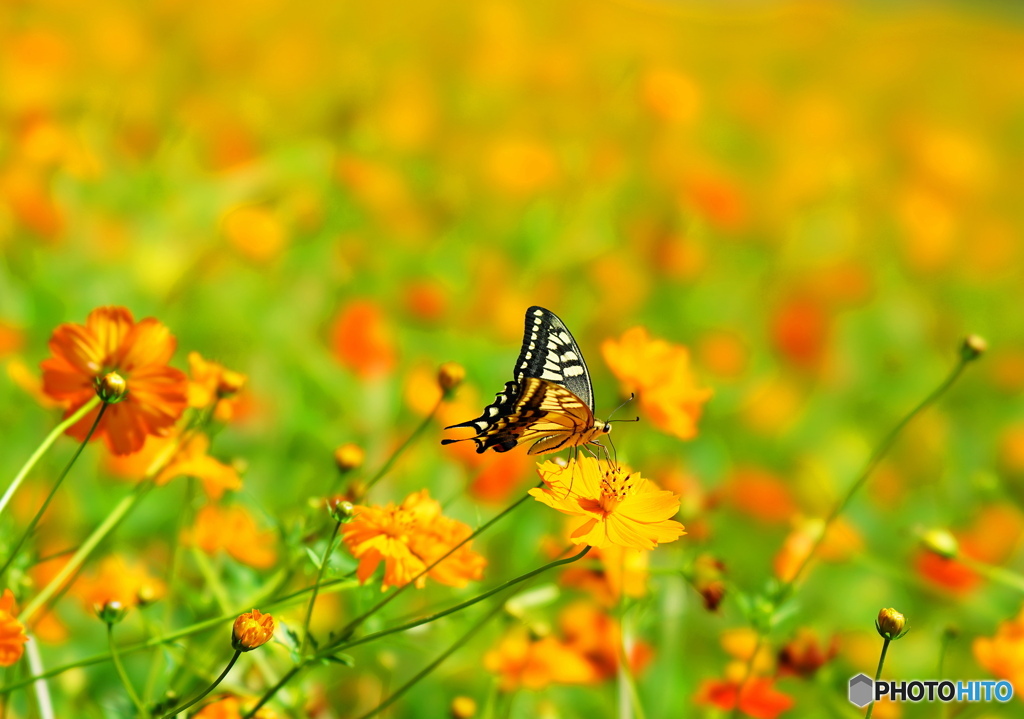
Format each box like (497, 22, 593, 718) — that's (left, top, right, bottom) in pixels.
(441, 306, 610, 455)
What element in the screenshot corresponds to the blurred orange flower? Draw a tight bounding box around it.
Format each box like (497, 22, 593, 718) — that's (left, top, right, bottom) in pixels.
(187, 352, 247, 423)
(777, 630, 838, 678)
(156, 433, 243, 500)
(559, 542, 649, 607)
(330, 300, 397, 379)
(341, 490, 486, 591)
(192, 696, 279, 719)
(184, 504, 277, 569)
(484, 627, 597, 691)
(974, 608, 1024, 690)
(721, 468, 798, 524)
(40, 306, 188, 455)
(71, 556, 165, 611)
(695, 677, 794, 719)
(531, 458, 685, 550)
(773, 517, 863, 583)
(0, 589, 29, 666)
(559, 601, 652, 681)
(601, 326, 712, 440)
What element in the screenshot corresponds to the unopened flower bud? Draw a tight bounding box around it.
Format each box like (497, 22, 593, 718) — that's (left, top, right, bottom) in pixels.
(329, 498, 356, 523)
(216, 369, 247, 397)
(232, 608, 275, 651)
(334, 443, 365, 473)
(961, 335, 987, 362)
(451, 696, 477, 719)
(437, 362, 465, 397)
(95, 371, 128, 404)
(921, 528, 959, 559)
(95, 600, 129, 624)
(876, 607, 908, 640)
(136, 582, 161, 607)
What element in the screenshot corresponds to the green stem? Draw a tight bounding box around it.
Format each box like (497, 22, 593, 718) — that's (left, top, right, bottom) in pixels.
(159, 651, 240, 719)
(364, 398, 442, 492)
(958, 556, 1024, 593)
(0, 396, 101, 518)
(616, 610, 647, 719)
(243, 545, 592, 718)
(864, 638, 892, 719)
(108, 621, 147, 717)
(0, 400, 108, 577)
(780, 353, 971, 594)
(0, 576, 359, 695)
(356, 600, 506, 719)
(19, 480, 155, 623)
(300, 520, 342, 657)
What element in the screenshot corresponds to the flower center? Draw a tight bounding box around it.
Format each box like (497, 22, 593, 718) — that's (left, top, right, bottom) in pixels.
(599, 467, 634, 514)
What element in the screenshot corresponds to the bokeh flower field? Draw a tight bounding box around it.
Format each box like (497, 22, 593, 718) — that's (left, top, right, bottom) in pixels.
(2, 0, 1024, 717)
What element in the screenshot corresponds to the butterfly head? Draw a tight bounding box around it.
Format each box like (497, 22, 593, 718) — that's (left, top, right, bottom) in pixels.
(596, 419, 612, 435)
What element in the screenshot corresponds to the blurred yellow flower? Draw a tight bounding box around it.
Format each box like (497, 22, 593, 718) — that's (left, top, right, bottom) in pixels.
(601, 326, 712, 440)
(71, 556, 166, 611)
(531, 458, 685, 550)
(484, 627, 597, 691)
(222, 205, 288, 262)
(187, 351, 248, 422)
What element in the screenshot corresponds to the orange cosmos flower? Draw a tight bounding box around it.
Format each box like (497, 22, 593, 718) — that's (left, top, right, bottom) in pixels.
(232, 608, 275, 651)
(184, 504, 277, 569)
(695, 677, 794, 719)
(341, 490, 486, 591)
(192, 696, 279, 719)
(40, 306, 188, 455)
(71, 556, 165, 610)
(530, 458, 685, 550)
(601, 326, 712, 440)
(484, 627, 597, 691)
(329, 300, 397, 379)
(187, 352, 247, 423)
(974, 607, 1024, 690)
(156, 433, 243, 500)
(0, 589, 29, 666)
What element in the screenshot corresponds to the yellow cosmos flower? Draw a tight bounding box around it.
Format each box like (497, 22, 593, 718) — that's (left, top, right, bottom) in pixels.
(530, 458, 685, 550)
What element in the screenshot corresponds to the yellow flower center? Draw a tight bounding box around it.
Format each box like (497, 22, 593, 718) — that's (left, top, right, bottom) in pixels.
(599, 468, 635, 514)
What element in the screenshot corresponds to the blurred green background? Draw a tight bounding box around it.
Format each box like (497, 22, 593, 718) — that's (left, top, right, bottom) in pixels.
(2, 0, 1024, 717)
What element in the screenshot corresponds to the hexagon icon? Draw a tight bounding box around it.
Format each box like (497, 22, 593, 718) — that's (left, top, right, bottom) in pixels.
(849, 674, 873, 707)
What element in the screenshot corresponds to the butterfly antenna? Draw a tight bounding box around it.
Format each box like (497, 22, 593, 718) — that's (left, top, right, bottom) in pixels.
(606, 393, 636, 422)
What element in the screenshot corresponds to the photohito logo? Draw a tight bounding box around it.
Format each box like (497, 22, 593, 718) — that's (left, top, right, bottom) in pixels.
(848, 674, 1014, 707)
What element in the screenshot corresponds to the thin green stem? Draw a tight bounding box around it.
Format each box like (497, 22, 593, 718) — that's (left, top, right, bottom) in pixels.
(0, 400, 108, 578)
(0, 396, 101, 518)
(938, 627, 956, 719)
(616, 611, 647, 719)
(958, 556, 1024, 592)
(300, 520, 342, 657)
(19, 481, 155, 623)
(364, 397, 442, 492)
(242, 545, 592, 718)
(780, 354, 971, 594)
(0, 576, 359, 695)
(159, 651, 240, 719)
(356, 600, 506, 719)
(108, 621, 147, 717)
(864, 638, 892, 719)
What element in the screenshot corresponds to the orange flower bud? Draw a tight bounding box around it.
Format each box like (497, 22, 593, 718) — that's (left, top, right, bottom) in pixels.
(334, 443, 365, 473)
(876, 608, 908, 640)
(232, 608, 275, 651)
(437, 362, 465, 395)
(95, 371, 128, 404)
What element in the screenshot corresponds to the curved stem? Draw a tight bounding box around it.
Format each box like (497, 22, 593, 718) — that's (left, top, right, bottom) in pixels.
(356, 600, 506, 719)
(300, 520, 342, 657)
(108, 622, 147, 717)
(159, 651, 240, 719)
(0, 400, 108, 578)
(0, 396, 102, 518)
(864, 638, 892, 719)
(243, 545, 592, 718)
(364, 397, 442, 492)
(780, 354, 971, 594)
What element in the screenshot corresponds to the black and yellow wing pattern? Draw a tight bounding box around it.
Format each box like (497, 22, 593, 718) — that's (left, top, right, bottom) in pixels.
(441, 306, 609, 455)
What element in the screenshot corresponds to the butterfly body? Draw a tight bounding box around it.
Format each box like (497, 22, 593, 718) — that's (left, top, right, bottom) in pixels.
(442, 307, 609, 455)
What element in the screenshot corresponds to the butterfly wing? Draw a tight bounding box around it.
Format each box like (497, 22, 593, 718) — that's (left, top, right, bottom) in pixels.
(442, 306, 598, 454)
